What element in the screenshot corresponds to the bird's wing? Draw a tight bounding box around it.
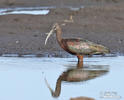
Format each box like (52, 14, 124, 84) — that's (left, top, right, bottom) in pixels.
(63, 39, 109, 55)
(63, 39, 93, 54)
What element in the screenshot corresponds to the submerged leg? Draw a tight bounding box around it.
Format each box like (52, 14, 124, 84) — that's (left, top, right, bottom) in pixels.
(77, 55, 83, 68)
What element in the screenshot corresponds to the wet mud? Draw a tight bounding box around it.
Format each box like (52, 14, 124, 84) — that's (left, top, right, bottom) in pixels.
(0, 0, 124, 56)
(0, 0, 123, 8)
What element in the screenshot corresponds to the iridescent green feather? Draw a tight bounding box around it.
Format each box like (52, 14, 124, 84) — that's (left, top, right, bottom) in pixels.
(65, 39, 109, 55)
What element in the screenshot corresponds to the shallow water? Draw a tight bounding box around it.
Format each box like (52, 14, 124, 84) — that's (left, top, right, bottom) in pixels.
(0, 7, 52, 15)
(0, 6, 84, 15)
(0, 8, 49, 15)
(0, 56, 123, 100)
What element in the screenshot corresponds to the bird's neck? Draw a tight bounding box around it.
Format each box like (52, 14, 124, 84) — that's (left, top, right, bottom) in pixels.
(51, 76, 63, 97)
(56, 26, 62, 44)
(56, 25, 66, 50)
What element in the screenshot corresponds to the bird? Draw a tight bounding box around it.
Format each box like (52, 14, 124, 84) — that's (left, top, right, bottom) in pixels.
(45, 23, 110, 67)
(45, 62, 109, 97)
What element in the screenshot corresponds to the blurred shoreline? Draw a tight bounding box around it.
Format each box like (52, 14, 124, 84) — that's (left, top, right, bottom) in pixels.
(0, 0, 123, 8)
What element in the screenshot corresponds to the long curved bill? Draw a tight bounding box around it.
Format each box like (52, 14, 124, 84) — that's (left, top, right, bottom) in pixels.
(45, 28, 54, 45)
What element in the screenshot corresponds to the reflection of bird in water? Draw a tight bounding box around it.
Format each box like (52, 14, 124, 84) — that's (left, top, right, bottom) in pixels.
(45, 62, 109, 98)
(70, 96, 95, 100)
(45, 23, 110, 67)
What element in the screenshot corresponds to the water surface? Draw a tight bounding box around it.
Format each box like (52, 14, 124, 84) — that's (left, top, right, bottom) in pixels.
(0, 56, 123, 100)
(0, 6, 84, 15)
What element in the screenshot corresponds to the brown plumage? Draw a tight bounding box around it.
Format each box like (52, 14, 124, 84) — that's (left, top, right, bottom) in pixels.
(70, 97, 95, 100)
(45, 23, 110, 67)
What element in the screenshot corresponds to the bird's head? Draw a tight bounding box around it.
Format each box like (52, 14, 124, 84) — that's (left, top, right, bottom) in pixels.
(44, 78, 60, 97)
(45, 15, 73, 45)
(52, 23, 60, 31)
(45, 23, 64, 45)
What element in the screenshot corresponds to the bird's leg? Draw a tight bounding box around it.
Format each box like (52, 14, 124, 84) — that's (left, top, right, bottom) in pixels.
(77, 55, 83, 68)
(77, 60, 83, 68)
(77, 55, 83, 62)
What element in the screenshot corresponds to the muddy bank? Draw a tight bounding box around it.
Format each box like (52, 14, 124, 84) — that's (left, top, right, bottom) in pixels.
(0, 0, 124, 8)
(0, 3, 124, 56)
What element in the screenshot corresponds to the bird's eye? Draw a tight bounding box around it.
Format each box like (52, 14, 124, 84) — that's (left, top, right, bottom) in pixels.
(53, 26, 56, 30)
(54, 28, 57, 30)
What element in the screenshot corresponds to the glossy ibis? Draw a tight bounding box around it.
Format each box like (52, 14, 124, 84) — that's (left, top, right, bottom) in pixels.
(45, 23, 110, 67)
